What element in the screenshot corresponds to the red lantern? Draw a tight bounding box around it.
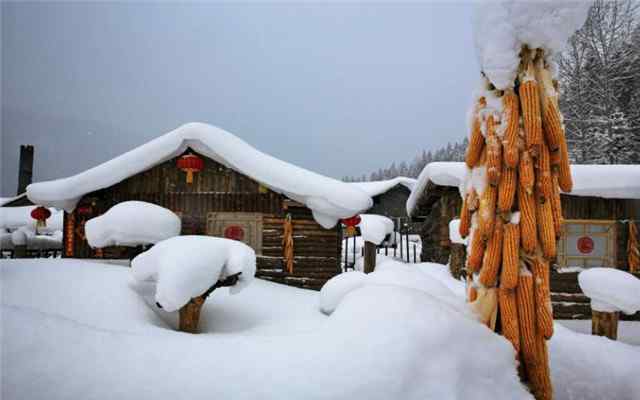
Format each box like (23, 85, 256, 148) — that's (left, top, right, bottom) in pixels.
(31, 206, 51, 229)
(341, 215, 361, 237)
(176, 154, 204, 184)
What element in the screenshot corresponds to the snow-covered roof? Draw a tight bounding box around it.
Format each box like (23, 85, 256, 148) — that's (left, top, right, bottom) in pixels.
(0, 193, 28, 207)
(349, 177, 416, 198)
(407, 162, 640, 216)
(27, 123, 373, 228)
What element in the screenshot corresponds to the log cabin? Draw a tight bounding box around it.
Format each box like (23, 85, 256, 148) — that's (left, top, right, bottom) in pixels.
(26, 123, 372, 290)
(407, 161, 640, 320)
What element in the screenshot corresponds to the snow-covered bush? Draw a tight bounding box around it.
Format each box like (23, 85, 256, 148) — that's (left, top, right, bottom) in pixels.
(131, 235, 256, 312)
(357, 214, 394, 245)
(85, 201, 181, 248)
(578, 268, 640, 314)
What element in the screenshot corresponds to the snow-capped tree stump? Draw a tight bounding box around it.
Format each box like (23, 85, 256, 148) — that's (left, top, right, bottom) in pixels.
(177, 272, 242, 334)
(363, 241, 376, 273)
(591, 310, 619, 340)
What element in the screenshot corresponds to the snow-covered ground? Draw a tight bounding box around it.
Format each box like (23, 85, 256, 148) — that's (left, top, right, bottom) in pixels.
(2, 258, 638, 400)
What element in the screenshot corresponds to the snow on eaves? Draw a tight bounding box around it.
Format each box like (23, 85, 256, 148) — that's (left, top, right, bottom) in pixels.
(406, 162, 468, 216)
(349, 177, 417, 198)
(407, 162, 640, 216)
(26, 123, 372, 228)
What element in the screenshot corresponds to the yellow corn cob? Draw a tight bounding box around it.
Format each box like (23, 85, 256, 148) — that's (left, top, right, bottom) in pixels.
(499, 287, 520, 354)
(478, 185, 497, 241)
(468, 188, 480, 212)
(519, 151, 535, 195)
(532, 257, 553, 340)
(498, 167, 517, 213)
(518, 183, 537, 254)
(501, 223, 520, 290)
(466, 97, 487, 168)
(503, 89, 520, 169)
(558, 133, 573, 193)
(536, 191, 556, 260)
(479, 219, 504, 287)
(542, 101, 563, 152)
(629, 222, 640, 273)
(532, 333, 553, 400)
(550, 148, 561, 168)
(536, 140, 553, 204)
(486, 118, 503, 186)
(551, 171, 564, 239)
(516, 272, 541, 394)
(519, 63, 542, 157)
(467, 229, 485, 273)
(468, 285, 478, 302)
(459, 196, 471, 239)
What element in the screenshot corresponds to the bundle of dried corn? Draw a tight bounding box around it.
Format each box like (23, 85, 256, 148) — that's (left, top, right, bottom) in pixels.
(629, 221, 639, 273)
(462, 47, 571, 400)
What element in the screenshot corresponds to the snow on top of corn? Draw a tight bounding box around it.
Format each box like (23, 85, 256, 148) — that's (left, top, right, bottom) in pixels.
(473, 1, 590, 89)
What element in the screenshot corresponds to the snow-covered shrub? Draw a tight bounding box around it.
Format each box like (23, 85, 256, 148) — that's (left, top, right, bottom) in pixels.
(85, 201, 181, 248)
(131, 235, 256, 312)
(578, 268, 640, 314)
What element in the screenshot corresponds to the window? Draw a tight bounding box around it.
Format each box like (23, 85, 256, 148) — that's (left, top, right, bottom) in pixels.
(206, 212, 263, 254)
(557, 219, 616, 268)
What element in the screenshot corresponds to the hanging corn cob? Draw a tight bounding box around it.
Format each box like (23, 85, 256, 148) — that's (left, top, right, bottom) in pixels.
(460, 46, 574, 400)
(628, 221, 640, 273)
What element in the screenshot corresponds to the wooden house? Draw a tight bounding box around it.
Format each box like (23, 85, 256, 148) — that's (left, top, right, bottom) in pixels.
(408, 162, 640, 320)
(349, 177, 416, 220)
(26, 123, 372, 290)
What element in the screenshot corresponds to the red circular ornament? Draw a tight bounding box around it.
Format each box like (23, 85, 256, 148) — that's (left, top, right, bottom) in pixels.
(341, 215, 362, 227)
(176, 154, 204, 172)
(31, 206, 51, 222)
(224, 225, 245, 241)
(577, 236, 594, 254)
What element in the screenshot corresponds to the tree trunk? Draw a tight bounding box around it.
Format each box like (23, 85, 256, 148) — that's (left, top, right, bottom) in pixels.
(179, 296, 206, 333)
(591, 310, 619, 340)
(364, 241, 377, 273)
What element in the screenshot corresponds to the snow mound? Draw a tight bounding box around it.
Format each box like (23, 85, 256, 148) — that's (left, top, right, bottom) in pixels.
(349, 177, 416, 197)
(319, 270, 367, 315)
(473, 1, 590, 89)
(449, 219, 466, 245)
(408, 162, 640, 216)
(26, 122, 372, 228)
(131, 236, 256, 311)
(85, 201, 181, 248)
(358, 214, 394, 245)
(578, 268, 640, 314)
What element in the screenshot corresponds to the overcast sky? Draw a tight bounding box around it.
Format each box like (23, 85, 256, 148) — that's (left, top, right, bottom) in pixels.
(1, 1, 478, 196)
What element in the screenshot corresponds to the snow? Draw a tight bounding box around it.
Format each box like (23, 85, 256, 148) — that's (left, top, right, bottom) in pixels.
(26, 122, 372, 229)
(1, 258, 531, 400)
(408, 162, 640, 216)
(349, 177, 416, 198)
(406, 162, 468, 216)
(449, 219, 466, 245)
(131, 236, 257, 312)
(357, 214, 394, 245)
(2, 258, 639, 400)
(473, 1, 590, 89)
(0, 206, 63, 249)
(318, 270, 367, 314)
(85, 201, 181, 248)
(0, 205, 63, 232)
(578, 268, 640, 314)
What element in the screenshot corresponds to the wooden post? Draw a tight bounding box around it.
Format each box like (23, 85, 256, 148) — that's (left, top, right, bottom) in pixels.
(364, 241, 376, 273)
(591, 310, 619, 340)
(13, 245, 27, 259)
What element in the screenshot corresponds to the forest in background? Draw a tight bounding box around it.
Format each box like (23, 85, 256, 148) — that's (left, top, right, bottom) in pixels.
(345, 0, 640, 182)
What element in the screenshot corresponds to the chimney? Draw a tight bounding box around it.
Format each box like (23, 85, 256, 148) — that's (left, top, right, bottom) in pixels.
(17, 145, 34, 195)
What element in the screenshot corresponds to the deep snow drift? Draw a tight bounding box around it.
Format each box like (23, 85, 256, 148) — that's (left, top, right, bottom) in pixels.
(2, 259, 638, 400)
